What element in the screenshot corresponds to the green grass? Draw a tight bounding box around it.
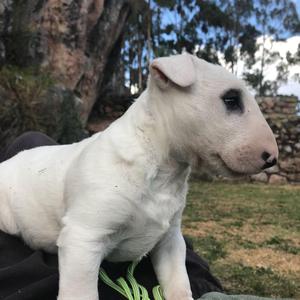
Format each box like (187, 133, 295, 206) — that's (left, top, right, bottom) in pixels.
(182, 181, 300, 298)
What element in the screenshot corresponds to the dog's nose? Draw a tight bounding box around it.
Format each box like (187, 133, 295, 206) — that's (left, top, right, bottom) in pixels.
(261, 151, 277, 169)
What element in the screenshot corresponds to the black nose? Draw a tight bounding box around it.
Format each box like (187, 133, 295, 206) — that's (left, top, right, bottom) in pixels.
(261, 151, 277, 169)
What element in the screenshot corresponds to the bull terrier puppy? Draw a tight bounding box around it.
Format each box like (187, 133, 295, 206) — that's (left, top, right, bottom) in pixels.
(0, 54, 278, 300)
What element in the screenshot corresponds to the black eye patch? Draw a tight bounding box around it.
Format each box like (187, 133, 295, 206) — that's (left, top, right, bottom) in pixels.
(221, 89, 244, 113)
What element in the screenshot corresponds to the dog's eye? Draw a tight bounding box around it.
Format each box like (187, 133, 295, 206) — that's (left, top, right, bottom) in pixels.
(221, 89, 243, 113)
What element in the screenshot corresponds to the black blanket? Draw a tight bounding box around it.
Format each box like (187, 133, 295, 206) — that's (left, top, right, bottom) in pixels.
(0, 132, 223, 299)
(0, 231, 222, 299)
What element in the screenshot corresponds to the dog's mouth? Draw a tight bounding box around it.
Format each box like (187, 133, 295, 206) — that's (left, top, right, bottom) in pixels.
(215, 154, 247, 177)
(192, 151, 248, 178)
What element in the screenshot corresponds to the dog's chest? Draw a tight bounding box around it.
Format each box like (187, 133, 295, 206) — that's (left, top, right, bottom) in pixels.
(107, 165, 189, 262)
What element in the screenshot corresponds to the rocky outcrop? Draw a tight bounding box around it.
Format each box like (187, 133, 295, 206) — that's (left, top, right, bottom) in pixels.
(251, 96, 300, 183)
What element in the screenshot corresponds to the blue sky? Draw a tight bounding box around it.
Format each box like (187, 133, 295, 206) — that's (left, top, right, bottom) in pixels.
(156, 1, 300, 98)
(159, 0, 300, 40)
(295, 0, 300, 15)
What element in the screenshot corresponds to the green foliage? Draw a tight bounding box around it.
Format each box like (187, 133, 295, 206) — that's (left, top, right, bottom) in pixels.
(56, 90, 86, 145)
(242, 0, 300, 95)
(188, 235, 227, 263)
(0, 66, 85, 152)
(121, 0, 299, 96)
(214, 264, 299, 297)
(3, 0, 41, 67)
(264, 236, 300, 255)
(0, 66, 54, 133)
(0, 65, 54, 94)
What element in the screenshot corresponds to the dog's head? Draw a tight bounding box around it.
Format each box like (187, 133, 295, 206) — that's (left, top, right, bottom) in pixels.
(148, 54, 278, 176)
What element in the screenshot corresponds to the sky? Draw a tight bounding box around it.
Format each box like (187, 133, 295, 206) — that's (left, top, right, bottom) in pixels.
(273, 36, 300, 98)
(158, 1, 300, 99)
(232, 36, 300, 99)
(295, 0, 300, 15)
(261, 0, 300, 98)
(130, 1, 300, 98)
(283, 0, 300, 98)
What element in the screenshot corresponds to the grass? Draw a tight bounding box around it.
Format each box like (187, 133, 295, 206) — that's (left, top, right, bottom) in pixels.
(182, 181, 300, 298)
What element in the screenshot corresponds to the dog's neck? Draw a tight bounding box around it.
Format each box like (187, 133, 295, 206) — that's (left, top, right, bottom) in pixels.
(123, 91, 194, 171)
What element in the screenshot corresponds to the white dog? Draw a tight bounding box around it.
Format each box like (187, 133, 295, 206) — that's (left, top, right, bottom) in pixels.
(0, 54, 278, 300)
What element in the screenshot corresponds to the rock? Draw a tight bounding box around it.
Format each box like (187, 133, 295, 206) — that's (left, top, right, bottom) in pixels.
(283, 145, 292, 153)
(251, 172, 268, 183)
(286, 173, 300, 182)
(279, 158, 300, 172)
(264, 165, 279, 174)
(282, 108, 292, 114)
(264, 97, 275, 109)
(287, 173, 300, 182)
(269, 174, 288, 184)
(250, 97, 300, 182)
(295, 143, 300, 151)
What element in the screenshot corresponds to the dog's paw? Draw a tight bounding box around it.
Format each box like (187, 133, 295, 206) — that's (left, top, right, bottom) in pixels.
(165, 289, 193, 300)
(57, 294, 98, 300)
(166, 296, 193, 300)
(169, 298, 193, 300)
(58, 297, 98, 300)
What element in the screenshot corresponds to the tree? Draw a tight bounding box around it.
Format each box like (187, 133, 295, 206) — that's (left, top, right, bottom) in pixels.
(243, 0, 300, 95)
(120, 0, 240, 92)
(119, 0, 299, 97)
(0, 0, 132, 152)
(217, 0, 255, 74)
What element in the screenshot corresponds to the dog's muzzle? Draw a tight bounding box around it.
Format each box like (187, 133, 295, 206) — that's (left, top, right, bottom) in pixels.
(261, 151, 277, 170)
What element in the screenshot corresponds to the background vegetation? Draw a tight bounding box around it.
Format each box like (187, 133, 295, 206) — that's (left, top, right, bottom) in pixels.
(183, 181, 300, 298)
(118, 0, 299, 98)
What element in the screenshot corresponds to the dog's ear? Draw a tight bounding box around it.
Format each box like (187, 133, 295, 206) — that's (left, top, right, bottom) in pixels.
(150, 54, 196, 89)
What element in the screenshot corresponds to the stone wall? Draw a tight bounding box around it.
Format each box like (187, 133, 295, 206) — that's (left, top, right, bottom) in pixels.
(251, 96, 300, 184)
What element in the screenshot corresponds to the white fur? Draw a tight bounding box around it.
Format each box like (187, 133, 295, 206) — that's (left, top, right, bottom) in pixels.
(0, 54, 278, 300)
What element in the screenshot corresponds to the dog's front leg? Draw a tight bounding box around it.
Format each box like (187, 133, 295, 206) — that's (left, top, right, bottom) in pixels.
(151, 225, 193, 300)
(56, 223, 106, 300)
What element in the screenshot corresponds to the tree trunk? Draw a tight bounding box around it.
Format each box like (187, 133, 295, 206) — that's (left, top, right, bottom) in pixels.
(146, 0, 152, 67)
(76, 0, 131, 122)
(137, 14, 143, 92)
(0, 0, 131, 123)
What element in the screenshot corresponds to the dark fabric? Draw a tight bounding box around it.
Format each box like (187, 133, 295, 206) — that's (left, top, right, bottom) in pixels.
(0, 131, 57, 163)
(201, 292, 291, 300)
(0, 231, 58, 300)
(0, 231, 222, 300)
(0, 132, 223, 299)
